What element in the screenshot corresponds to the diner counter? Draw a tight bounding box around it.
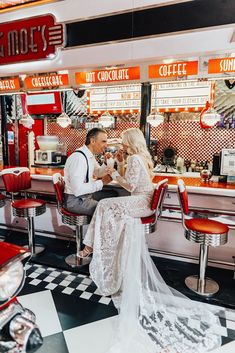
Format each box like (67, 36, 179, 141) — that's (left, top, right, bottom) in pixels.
(1, 166, 235, 197)
(152, 174, 235, 197)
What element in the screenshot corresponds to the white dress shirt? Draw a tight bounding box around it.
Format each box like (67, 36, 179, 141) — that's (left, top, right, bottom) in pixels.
(64, 145, 107, 197)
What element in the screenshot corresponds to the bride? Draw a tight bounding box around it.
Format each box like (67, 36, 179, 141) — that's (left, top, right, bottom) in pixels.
(80, 128, 223, 353)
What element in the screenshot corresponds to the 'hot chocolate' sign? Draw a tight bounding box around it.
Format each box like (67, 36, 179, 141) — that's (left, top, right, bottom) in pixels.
(0, 14, 64, 65)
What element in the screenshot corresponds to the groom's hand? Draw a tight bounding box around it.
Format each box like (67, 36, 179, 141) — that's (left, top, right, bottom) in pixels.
(101, 174, 112, 185)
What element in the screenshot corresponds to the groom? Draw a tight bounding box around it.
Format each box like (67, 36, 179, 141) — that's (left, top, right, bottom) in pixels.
(64, 127, 117, 216)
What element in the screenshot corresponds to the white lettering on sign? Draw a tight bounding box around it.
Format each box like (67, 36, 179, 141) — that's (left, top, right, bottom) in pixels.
(158, 63, 187, 77)
(31, 75, 63, 87)
(0, 79, 16, 90)
(219, 58, 235, 72)
(8, 26, 47, 56)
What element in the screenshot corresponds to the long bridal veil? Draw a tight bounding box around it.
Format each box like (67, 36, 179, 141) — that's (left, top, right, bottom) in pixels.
(107, 218, 223, 353)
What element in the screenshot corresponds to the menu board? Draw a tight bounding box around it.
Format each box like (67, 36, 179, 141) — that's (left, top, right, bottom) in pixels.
(89, 84, 141, 113)
(151, 81, 212, 112)
(220, 149, 235, 176)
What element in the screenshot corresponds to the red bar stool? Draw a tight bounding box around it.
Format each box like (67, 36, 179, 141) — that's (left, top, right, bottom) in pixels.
(52, 173, 91, 268)
(177, 179, 229, 296)
(1, 168, 46, 255)
(140, 178, 168, 233)
(0, 193, 7, 241)
(0, 193, 6, 207)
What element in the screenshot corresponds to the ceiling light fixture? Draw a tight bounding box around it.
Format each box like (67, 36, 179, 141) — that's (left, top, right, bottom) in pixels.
(99, 111, 115, 128)
(56, 112, 71, 128)
(19, 113, 34, 129)
(200, 101, 221, 128)
(146, 111, 165, 127)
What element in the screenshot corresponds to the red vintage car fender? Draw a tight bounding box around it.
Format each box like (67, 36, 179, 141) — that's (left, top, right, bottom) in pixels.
(0, 242, 30, 267)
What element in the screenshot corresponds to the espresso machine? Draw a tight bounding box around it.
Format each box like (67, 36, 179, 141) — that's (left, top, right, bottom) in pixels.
(35, 135, 62, 165)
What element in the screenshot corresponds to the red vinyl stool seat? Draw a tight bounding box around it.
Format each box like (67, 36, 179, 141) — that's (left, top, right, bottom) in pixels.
(52, 173, 90, 268)
(178, 179, 229, 297)
(139, 178, 168, 234)
(1, 168, 46, 256)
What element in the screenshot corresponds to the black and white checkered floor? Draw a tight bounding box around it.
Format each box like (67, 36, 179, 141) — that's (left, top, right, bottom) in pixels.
(18, 263, 235, 353)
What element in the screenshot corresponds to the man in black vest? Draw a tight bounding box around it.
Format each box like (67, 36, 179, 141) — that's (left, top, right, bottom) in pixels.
(64, 128, 115, 216)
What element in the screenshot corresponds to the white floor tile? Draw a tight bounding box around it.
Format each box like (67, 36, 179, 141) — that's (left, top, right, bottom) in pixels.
(76, 284, 88, 291)
(211, 340, 235, 353)
(226, 319, 235, 330)
(79, 291, 92, 300)
(99, 297, 112, 305)
(64, 316, 117, 353)
(62, 287, 75, 295)
(18, 290, 62, 338)
(29, 279, 41, 286)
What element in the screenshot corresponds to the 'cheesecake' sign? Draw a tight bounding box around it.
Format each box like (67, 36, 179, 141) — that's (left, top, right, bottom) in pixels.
(0, 14, 64, 65)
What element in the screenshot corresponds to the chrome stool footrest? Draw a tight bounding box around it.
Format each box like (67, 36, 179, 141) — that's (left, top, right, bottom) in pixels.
(65, 254, 91, 267)
(185, 275, 219, 297)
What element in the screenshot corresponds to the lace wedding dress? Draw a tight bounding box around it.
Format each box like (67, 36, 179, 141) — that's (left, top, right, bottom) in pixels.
(84, 154, 223, 353)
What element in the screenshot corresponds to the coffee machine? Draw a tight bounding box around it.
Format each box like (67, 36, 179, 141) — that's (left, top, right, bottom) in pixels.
(35, 136, 62, 165)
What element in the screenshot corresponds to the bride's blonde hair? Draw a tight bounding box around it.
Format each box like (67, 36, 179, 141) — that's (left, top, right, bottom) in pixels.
(121, 128, 154, 173)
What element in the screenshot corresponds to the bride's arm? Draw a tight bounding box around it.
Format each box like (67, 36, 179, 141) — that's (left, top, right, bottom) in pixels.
(111, 156, 141, 192)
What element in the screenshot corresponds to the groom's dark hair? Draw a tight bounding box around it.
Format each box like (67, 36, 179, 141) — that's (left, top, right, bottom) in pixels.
(85, 127, 107, 145)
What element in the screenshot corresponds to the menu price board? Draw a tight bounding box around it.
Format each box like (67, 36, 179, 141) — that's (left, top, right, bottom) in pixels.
(151, 81, 212, 112)
(89, 84, 141, 113)
(220, 149, 235, 176)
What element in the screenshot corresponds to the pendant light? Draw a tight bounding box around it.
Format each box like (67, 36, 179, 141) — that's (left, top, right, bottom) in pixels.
(19, 94, 34, 129)
(56, 91, 71, 128)
(146, 111, 165, 127)
(56, 111, 71, 128)
(99, 111, 115, 128)
(200, 101, 221, 128)
(19, 113, 35, 129)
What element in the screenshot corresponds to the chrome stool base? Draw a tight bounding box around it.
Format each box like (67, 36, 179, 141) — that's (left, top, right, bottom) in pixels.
(65, 254, 91, 267)
(24, 244, 45, 256)
(185, 275, 219, 297)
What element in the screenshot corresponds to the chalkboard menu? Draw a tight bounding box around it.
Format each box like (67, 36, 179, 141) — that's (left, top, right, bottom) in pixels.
(89, 84, 141, 113)
(151, 81, 212, 112)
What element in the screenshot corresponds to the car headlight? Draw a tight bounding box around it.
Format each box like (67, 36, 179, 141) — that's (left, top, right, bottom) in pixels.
(0, 261, 25, 302)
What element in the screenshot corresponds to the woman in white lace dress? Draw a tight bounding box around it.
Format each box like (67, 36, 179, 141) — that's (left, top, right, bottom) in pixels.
(80, 128, 223, 353)
(80, 128, 155, 295)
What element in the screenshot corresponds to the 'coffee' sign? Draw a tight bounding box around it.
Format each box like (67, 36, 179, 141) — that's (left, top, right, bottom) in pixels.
(149, 61, 198, 78)
(0, 14, 64, 65)
(75, 67, 140, 84)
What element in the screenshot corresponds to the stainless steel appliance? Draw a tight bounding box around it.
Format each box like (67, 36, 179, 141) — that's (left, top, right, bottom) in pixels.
(34, 135, 62, 165)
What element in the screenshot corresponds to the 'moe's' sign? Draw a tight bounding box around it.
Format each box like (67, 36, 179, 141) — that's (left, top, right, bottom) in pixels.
(0, 14, 64, 65)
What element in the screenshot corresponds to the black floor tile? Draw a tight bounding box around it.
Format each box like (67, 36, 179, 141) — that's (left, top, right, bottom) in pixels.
(52, 291, 117, 331)
(36, 332, 69, 353)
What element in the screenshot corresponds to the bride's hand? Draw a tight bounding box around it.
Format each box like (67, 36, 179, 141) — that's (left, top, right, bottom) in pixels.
(115, 149, 124, 163)
(106, 167, 115, 175)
